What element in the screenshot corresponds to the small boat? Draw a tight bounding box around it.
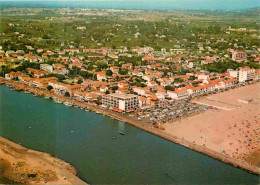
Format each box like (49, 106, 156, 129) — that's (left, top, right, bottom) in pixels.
(85, 109, 89, 112)
(113, 136, 116, 139)
(118, 122, 125, 135)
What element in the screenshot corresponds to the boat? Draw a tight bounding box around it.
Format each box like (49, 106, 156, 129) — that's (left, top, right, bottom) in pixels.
(118, 122, 125, 135)
(85, 109, 89, 112)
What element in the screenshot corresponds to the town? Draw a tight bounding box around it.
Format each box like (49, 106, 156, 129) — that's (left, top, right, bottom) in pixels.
(0, 8, 259, 125)
(0, 5, 259, 184)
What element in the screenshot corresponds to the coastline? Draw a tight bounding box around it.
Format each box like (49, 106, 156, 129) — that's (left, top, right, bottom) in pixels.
(0, 77, 259, 176)
(0, 136, 87, 184)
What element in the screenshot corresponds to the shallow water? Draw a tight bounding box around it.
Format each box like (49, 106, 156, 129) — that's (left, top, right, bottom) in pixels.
(0, 85, 258, 184)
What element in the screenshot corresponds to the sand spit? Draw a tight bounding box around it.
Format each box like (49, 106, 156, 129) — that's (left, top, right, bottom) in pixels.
(0, 136, 87, 184)
(0, 77, 259, 175)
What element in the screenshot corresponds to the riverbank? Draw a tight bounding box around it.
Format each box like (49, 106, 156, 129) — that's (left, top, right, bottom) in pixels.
(0, 77, 259, 175)
(0, 136, 87, 184)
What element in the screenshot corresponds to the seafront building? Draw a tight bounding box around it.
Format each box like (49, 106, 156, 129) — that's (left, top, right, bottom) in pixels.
(229, 66, 255, 82)
(102, 93, 138, 112)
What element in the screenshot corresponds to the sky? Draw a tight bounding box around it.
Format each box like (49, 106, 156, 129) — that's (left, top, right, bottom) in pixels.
(0, 0, 259, 10)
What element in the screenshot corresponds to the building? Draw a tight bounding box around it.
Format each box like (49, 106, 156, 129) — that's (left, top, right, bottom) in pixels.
(102, 93, 138, 112)
(40, 64, 53, 73)
(229, 66, 255, 82)
(167, 88, 189, 100)
(232, 51, 247, 62)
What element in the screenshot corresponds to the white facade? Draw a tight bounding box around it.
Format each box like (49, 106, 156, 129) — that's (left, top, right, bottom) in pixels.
(40, 64, 53, 73)
(167, 89, 189, 100)
(102, 93, 138, 112)
(229, 67, 255, 82)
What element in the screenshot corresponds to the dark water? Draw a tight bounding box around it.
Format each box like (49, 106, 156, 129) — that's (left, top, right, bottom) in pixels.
(0, 85, 259, 184)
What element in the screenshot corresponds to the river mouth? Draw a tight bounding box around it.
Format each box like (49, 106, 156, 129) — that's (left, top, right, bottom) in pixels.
(0, 85, 259, 184)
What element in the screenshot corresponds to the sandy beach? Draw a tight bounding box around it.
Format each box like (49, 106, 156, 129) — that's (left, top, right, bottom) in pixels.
(0, 77, 259, 175)
(165, 83, 260, 168)
(0, 136, 87, 184)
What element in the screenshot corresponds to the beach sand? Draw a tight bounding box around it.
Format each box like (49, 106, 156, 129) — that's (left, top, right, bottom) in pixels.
(0, 136, 87, 184)
(164, 83, 260, 168)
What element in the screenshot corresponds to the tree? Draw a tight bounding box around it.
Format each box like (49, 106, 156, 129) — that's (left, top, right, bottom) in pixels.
(106, 70, 113, 76)
(65, 92, 70, 97)
(188, 76, 196, 81)
(77, 79, 83, 84)
(174, 78, 184, 83)
(105, 90, 110, 94)
(47, 85, 53, 91)
(165, 85, 175, 91)
(119, 68, 128, 75)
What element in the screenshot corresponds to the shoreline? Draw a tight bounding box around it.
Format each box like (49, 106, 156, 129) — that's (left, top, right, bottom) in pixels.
(0, 77, 259, 176)
(0, 136, 87, 184)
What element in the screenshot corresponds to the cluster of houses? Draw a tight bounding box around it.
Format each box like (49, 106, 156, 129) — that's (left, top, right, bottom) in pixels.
(1, 43, 260, 113)
(4, 64, 259, 112)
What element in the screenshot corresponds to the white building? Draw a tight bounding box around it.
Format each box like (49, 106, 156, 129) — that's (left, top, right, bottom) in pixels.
(102, 93, 138, 112)
(229, 66, 255, 83)
(167, 88, 189, 100)
(40, 64, 53, 73)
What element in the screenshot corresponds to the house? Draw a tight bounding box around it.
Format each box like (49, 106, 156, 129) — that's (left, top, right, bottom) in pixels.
(220, 78, 237, 89)
(95, 72, 108, 81)
(139, 97, 147, 107)
(122, 63, 133, 70)
(142, 75, 155, 82)
(147, 81, 157, 87)
(40, 64, 53, 73)
(67, 84, 81, 96)
(5, 71, 21, 80)
(31, 78, 48, 88)
(132, 86, 146, 96)
(254, 70, 260, 81)
(158, 78, 172, 87)
(142, 55, 158, 64)
(48, 81, 69, 94)
(232, 50, 247, 62)
(26, 68, 47, 78)
(108, 53, 118, 59)
(132, 70, 143, 77)
(110, 66, 120, 74)
(64, 48, 80, 53)
(187, 85, 207, 97)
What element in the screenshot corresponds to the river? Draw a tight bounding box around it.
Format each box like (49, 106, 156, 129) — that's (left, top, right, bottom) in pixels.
(0, 85, 258, 184)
